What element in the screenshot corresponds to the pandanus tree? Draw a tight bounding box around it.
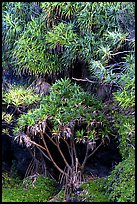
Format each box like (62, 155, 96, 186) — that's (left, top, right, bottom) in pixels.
(13, 78, 113, 200)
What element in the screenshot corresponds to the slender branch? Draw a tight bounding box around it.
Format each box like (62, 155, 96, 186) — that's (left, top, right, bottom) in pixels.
(87, 141, 103, 159)
(44, 131, 57, 146)
(72, 138, 78, 164)
(39, 133, 68, 176)
(70, 138, 74, 167)
(46, 123, 52, 132)
(128, 144, 135, 150)
(28, 136, 67, 174)
(28, 140, 51, 162)
(57, 142, 71, 170)
(104, 62, 126, 69)
(42, 131, 71, 170)
(28, 139, 48, 153)
(81, 144, 89, 171)
(60, 136, 71, 156)
(72, 77, 98, 83)
(76, 158, 79, 173)
(125, 38, 135, 42)
(110, 50, 134, 56)
(36, 146, 51, 162)
(25, 159, 33, 177)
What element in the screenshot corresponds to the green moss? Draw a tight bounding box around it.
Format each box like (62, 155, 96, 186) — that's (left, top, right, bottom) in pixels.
(2, 175, 57, 202)
(2, 172, 22, 189)
(105, 151, 135, 202)
(81, 178, 109, 202)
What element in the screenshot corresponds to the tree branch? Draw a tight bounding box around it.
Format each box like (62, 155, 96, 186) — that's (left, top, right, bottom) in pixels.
(81, 144, 89, 171)
(40, 133, 68, 176)
(57, 142, 71, 170)
(110, 50, 134, 56)
(87, 141, 103, 159)
(72, 77, 98, 83)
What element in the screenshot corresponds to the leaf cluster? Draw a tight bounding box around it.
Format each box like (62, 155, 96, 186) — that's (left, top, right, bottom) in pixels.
(2, 2, 39, 71)
(3, 85, 41, 107)
(113, 54, 135, 109)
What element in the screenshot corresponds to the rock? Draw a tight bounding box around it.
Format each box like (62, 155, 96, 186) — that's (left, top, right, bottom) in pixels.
(35, 78, 51, 96)
(2, 134, 13, 170)
(12, 142, 32, 178)
(2, 133, 32, 178)
(96, 84, 111, 101)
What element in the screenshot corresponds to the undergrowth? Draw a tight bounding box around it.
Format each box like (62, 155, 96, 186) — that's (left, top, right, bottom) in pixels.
(2, 174, 57, 202)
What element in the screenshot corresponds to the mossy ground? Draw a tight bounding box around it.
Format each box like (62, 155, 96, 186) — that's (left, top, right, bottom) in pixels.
(105, 151, 135, 202)
(2, 175, 57, 202)
(81, 178, 109, 202)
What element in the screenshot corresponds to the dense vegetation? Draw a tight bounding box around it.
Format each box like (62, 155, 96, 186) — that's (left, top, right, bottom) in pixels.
(2, 2, 135, 202)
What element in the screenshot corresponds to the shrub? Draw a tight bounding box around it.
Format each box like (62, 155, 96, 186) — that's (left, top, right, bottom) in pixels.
(14, 78, 111, 139)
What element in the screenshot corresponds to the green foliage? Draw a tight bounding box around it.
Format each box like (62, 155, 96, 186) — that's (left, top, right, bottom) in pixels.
(41, 2, 82, 22)
(3, 2, 135, 79)
(15, 79, 111, 143)
(60, 2, 134, 79)
(116, 2, 135, 34)
(115, 114, 135, 159)
(113, 54, 135, 109)
(2, 112, 14, 136)
(105, 152, 135, 202)
(77, 2, 121, 34)
(2, 175, 57, 202)
(2, 2, 135, 202)
(47, 188, 65, 202)
(12, 16, 61, 75)
(2, 112, 13, 124)
(112, 54, 135, 159)
(104, 52, 135, 203)
(46, 22, 78, 48)
(81, 178, 109, 202)
(76, 129, 85, 139)
(2, 128, 10, 136)
(10, 3, 79, 76)
(2, 2, 37, 70)
(2, 172, 21, 189)
(3, 85, 41, 107)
